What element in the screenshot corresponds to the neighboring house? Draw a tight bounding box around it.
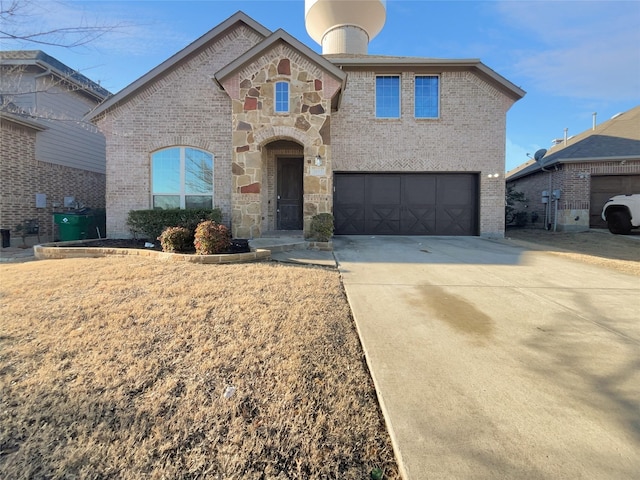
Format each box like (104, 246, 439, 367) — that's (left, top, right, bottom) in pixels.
(506, 105, 640, 231)
(0, 50, 110, 245)
(86, 7, 524, 240)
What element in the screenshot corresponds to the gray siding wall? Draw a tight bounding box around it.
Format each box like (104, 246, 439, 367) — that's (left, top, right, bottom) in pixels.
(34, 81, 106, 174)
(1, 68, 106, 174)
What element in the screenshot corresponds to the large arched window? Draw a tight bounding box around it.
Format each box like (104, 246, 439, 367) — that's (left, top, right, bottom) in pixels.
(151, 147, 213, 209)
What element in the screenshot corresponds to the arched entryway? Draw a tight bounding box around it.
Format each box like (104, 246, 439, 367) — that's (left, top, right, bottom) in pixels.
(262, 140, 304, 234)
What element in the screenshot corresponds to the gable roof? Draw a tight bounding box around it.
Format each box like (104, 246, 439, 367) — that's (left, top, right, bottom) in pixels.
(507, 105, 640, 181)
(85, 11, 271, 121)
(214, 28, 347, 89)
(0, 50, 110, 101)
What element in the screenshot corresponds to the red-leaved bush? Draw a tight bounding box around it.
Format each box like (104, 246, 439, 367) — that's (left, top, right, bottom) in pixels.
(194, 220, 231, 255)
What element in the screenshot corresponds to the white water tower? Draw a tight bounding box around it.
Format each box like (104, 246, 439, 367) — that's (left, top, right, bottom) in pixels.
(305, 0, 387, 54)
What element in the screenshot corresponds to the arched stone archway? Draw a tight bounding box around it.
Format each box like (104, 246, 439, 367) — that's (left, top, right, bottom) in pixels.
(232, 125, 332, 239)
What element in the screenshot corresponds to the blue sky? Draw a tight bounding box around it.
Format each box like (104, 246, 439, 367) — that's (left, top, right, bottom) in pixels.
(3, 0, 639, 171)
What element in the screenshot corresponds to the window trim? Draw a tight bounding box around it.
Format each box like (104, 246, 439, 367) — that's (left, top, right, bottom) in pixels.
(375, 74, 401, 119)
(151, 146, 214, 210)
(414, 74, 440, 119)
(275, 81, 289, 113)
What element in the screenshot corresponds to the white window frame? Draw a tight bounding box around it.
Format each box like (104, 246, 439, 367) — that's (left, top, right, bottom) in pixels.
(375, 75, 401, 119)
(151, 147, 214, 209)
(414, 74, 440, 119)
(275, 81, 289, 113)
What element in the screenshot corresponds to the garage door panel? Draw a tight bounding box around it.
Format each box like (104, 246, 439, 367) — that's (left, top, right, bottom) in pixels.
(334, 175, 366, 233)
(436, 206, 475, 235)
(335, 207, 365, 234)
(437, 175, 475, 204)
(367, 206, 401, 234)
(367, 175, 401, 204)
(401, 207, 437, 234)
(334, 173, 478, 235)
(403, 175, 437, 204)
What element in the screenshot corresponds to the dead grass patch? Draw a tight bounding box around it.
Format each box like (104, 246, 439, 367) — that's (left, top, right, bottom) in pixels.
(506, 229, 640, 276)
(0, 258, 399, 479)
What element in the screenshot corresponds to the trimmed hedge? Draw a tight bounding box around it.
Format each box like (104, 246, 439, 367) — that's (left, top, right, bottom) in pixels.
(127, 208, 222, 241)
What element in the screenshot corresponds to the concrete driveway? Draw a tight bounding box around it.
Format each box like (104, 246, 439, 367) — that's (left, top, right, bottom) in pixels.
(333, 236, 640, 480)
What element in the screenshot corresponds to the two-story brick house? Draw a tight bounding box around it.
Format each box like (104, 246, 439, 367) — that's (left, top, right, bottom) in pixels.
(87, 6, 524, 239)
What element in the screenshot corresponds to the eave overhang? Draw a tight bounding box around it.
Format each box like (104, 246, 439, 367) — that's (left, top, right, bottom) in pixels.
(327, 56, 525, 102)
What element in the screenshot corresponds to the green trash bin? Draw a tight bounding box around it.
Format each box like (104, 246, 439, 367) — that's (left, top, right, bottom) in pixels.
(54, 213, 91, 241)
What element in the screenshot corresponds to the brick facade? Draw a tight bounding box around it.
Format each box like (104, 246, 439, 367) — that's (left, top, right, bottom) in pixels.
(332, 70, 514, 236)
(93, 26, 265, 238)
(1, 118, 105, 245)
(92, 15, 520, 239)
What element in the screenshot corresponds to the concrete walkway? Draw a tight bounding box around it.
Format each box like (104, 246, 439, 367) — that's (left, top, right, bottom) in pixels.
(0, 246, 35, 263)
(333, 235, 640, 480)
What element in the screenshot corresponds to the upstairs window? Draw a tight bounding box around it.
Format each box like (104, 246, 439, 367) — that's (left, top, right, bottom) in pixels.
(376, 75, 400, 118)
(415, 75, 439, 118)
(152, 147, 213, 209)
(275, 81, 289, 113)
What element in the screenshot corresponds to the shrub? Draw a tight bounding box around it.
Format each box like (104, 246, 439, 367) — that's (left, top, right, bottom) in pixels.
(127, 208, 222, 241)
(194, 220, 231, 255)
(309, 213, 334, 242)
(158, 226, 193, 253)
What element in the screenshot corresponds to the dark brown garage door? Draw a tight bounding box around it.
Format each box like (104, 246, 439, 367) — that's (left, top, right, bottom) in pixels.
(590, 175, 640, 227)
(334, 173, 479, 235)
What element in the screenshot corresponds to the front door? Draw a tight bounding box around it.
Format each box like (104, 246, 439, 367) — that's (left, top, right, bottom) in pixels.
(277, 157, 303, 230)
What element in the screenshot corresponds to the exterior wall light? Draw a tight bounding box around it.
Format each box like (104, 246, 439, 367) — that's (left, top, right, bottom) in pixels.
(315, 155, 322, 166)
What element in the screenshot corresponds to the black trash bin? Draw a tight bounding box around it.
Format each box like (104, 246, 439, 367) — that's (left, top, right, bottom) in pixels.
(230, 239, 250, 253)
(1, 229, 10, 248)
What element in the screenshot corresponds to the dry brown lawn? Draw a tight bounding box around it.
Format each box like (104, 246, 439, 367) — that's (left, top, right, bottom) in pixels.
(0, 258, 399, 479)
(506, 228, 640, 276)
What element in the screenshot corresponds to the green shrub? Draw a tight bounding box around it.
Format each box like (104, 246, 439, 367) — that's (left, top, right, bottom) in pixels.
(127, 208, 222, 241)
(309, 213, 334, 242)
(194, 220, 231, 255)
(158, 226, 193, 253)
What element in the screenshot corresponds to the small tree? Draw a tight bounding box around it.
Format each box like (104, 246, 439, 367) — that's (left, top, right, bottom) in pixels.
(505, 185, 527, 226)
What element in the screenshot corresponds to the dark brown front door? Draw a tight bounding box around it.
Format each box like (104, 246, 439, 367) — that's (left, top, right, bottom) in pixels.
(277, 158, 303, 230)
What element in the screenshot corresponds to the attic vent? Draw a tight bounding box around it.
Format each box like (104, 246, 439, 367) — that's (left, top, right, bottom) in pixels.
(610, 112, 623, 119)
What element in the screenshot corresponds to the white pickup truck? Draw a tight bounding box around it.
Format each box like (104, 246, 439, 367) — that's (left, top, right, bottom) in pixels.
(601, 194, 640, 234)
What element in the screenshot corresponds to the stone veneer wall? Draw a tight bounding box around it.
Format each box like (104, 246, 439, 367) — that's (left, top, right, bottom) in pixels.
(331, 70, 515, 237)
(219, 43, 340, 238)
(1, 118, 105, 245)
(93, 26, 266, 238)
